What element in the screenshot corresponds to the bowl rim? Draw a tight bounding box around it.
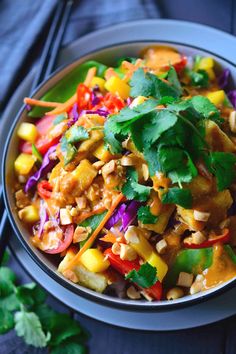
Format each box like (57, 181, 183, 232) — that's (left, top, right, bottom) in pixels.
(3, 39, 236, 311)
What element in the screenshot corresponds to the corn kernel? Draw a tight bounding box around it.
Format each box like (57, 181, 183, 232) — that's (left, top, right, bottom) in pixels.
(104, 76, 130, 99)
(90, 76, 106, 91)
(17, 122, 38, 142)
(80, 249, 110, 273)
(147, 252, 168, 282)
(207, 90, 225, 106)
(18, 205, 39, 223)
(14, 153, 36, 175)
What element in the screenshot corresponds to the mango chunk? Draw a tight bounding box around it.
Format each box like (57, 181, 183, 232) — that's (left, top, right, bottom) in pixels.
(17, 122, 38, 142)
(207, 90, 225, 106)
(18, 205, 39, 223)
(80, 249, 110, 273)
(14, 153, 36, 175)
(104, 76, 130, 99)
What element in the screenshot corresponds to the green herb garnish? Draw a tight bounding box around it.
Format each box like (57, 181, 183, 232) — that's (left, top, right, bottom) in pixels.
(122, 168, 151, 202)
(126, 262, 158, 288)
(137, 206, 158, 224)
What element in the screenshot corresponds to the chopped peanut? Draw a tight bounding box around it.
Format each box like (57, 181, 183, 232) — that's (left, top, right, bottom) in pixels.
(93, 161, 105, 170)
(141, 163, 149, 181)
(15, 189, 30, 209)
(193, 210, 210, 222)
(111, 242, 121, 255)
(101, 160, 116, 178)
(124, 226, 140, 244)
(156, 239, 168, 254)
(120, 156, 135, 166)
(229, 111, 236, 133)
(192, 231, 206, 244)
(127, 286, 141, 299)
(190, 274, 204, 295)
(60, 208, 72, 225)
(177, 272, 194, 288)
(63, 270, 79, 283)
(73, 226, 91, 243)
(120, 243, 137, 261)
(75, 196, 87, 210)
(166, 287, 184, 300)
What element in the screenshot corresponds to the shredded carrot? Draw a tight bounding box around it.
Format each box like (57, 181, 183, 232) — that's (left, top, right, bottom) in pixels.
(45, 93, 77, 116)
(122, 58, 144, 82)
(75, 207, 106, 224)
(99, 232, 117, 244)
(83, 67, 97, 87)
(104, 67, 119, 80)
(24, 97, 60, 108)
(66, 193, 124, 269)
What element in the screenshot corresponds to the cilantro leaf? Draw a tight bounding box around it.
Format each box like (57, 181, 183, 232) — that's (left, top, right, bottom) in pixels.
(167, 66, 182, 96)
(125, 262, 158, 288)
(137, 206, 158, 224)
(51, 342, 86, 354)
(104, 119, 123, 154)
(14, 310, 50, 348)
(161, 187, 193, 208)
(207, 152, 236, 191)
(186, 68, 209, 88)
(122, 168, 151, 201)
(190, 95, 221, 121)
(143, 145, 160, 176)
(130, 68, 181, 99)
(158, 146, 185, 173)
(65, 126, 89, 144)
(0, 267, 16, 297)
(16, 283, 47, 307)
(142, 109, 178, 145)
(168, 153, 198, 184)
(0, 308, 14, 334)
(61, 136, 77, 165)
(0, 293, 21, 312)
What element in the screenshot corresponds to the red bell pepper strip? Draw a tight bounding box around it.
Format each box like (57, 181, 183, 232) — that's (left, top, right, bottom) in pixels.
(37, 180, 53, 199)
(77, 83, 92, 110)
(184, 228, 230, 249)
(102, 93, 125, 113)
(104, 248, 162, 300)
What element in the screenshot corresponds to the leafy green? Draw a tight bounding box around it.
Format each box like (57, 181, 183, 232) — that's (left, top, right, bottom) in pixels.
(14, 310, 50, 348)
(16, 283, 47, 307)
(0, 267, 16, 297)
(65, 126, 89, 144)
(79, 211, 107, 247)
(206, 152, 236, 191)
(186, 68, 209, 88)
(32, 144, 43, 162)
(0, 293, 21, 312)
(130, 68, 181, 99)
(137, 206, 158, 224)
(161, 187, 193, 208)
(167, 66, 182, 96)
(61, 136, 77, 165)
(122, 168, 151, 201)
(0, 308, 14, 334)
(126, 262, 158, 288)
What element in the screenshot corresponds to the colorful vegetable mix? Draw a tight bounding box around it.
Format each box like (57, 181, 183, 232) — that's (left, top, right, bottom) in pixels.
(14, 45, 236, 302)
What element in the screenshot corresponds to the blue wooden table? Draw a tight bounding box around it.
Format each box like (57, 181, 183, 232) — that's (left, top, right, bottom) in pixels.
(1, 1, 236, 353)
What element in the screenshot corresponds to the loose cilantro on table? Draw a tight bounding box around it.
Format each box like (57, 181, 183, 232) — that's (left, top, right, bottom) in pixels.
(137, 206, 158, 224)
(0, 255, 88, 351)
(122, 167, 151, 202)
(125, 262, 158, 288)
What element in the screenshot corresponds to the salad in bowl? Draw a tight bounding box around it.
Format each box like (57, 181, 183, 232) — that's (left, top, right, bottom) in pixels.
(13, 45, 236, 302)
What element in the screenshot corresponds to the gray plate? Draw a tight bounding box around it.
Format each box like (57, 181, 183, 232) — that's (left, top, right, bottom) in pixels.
(2, 19, 236, 330)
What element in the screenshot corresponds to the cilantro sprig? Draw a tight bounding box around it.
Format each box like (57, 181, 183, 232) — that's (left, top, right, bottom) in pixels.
(61, 125, 89, 165)
(137, 206, 158, 224)
(122, 167, 151, 201)
(0, 255, 88, 352)
(125, 262, 158, 288)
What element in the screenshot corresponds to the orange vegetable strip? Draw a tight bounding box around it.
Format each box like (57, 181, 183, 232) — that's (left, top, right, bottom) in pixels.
(75, 207, 106, 224)
(84, 67, 97, 87)
(45, 92, 77, 116)
(24, 97, 60, 108)
(99, 232, 117, 244)
(104, 67, 119, 80)
(66, 193, 124, 269)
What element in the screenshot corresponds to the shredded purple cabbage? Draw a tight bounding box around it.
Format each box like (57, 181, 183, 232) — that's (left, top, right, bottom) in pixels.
(105, 200, 141, 231)
(105, 203, 127, 229)
(24, 144, 58, 193)
(25, 104, 31, 112)
(126, 97, 132, 106)
(121, 200, 141, 231)
(228, 90, 236, 108)
(218, 68, 230, 89)
(38, 201, 49, 238)
(91, 91, 100, 106)
(85, 109, 109, 117)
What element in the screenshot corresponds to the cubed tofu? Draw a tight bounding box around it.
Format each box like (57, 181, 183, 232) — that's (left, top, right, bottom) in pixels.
(205, 120, 236, 152)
